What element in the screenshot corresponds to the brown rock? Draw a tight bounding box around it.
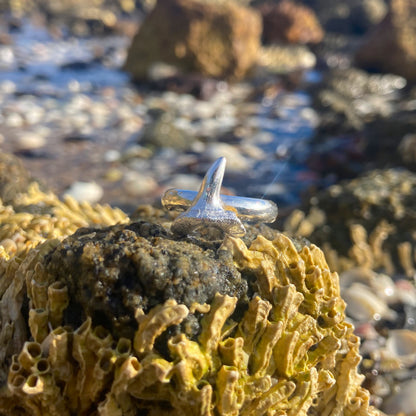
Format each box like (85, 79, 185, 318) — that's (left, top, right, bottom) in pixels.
(258, 0, 324, 44)
(123, 0, 262, 81)
(355, 0, 416, 81)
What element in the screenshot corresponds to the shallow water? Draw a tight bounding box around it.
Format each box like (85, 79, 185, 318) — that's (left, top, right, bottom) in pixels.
(0, 19, 321, 213)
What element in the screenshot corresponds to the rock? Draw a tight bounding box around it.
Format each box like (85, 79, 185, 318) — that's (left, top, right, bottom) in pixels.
(44, 222, 247, 339)
(203, 143, 251, 172)
(257, 44, 316, 73)
(302, 0, 387, 34)
(123, 0, 262, 80)
(285, 168, 416, 275)
(399, 134, 416, 166)
(382, 379, 416, 415)
(141, 109, 194, 151)
(364, 111, 416, 168)
(122, 171, 158, 197)
(0, 171, 379, 415)
(310, 67, 406, 135)
(64, 181, 104, 203)
(257, 0, 324, 44)
(355, 0, 416, 81)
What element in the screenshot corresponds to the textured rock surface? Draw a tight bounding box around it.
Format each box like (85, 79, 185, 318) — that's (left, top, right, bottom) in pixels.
(45, 222, 248, 339)
(355, 0, 416, 81)
(257, 0, 324, 44)
(310, 67, 406, 135)
(0, 155, 379, 415)
(123, 0, 262, 80)
(285, 168, 416, 275)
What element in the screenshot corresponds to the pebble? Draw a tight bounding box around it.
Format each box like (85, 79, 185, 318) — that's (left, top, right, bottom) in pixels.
(163, 174, 203, 191)
(341, 282, 397, 322)
(383, 329, 416, 367)
(104, 168, 123, 182)
(122, 171, 158, 198)
(203, 143, 251, 172)
(104, 150, 121, 162)
(64, 181, 103, 203)
(16, 132, 47, 150)
(5, 113, 24, 127)
(382, 379, 416, 415)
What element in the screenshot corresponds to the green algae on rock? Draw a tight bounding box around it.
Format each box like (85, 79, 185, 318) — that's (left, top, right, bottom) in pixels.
(0, 156, 380, 415)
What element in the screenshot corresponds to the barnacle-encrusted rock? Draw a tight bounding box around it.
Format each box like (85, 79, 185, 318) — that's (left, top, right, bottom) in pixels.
(43, 222, 247, 339)
(285, 168, 416, 275)
(0, 155, 379, 415)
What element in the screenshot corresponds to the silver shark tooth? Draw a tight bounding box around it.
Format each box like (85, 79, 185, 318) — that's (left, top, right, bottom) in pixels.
(170, 157, 246, 238)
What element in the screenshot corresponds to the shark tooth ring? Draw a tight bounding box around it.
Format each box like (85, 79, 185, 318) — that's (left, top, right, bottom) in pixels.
(161, 157, 278, 238)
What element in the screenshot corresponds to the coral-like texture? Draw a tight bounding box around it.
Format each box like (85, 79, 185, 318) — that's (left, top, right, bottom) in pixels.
(0, 155, 379, 415)
(285, 168, 416, 276)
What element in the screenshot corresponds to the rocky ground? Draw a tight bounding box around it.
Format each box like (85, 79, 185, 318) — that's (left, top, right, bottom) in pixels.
(2, 0, 416, 414)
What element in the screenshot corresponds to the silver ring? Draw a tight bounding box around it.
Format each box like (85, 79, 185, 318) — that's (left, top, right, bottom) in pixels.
(161, 157, 278, 238)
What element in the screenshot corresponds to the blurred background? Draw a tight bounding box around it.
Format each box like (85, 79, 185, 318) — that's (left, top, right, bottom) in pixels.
(3, 1, 416, 413)
(0, 0, 414, 218)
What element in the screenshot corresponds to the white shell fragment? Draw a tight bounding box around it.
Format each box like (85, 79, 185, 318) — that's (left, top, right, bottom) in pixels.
(342, 282, 397, 322)
(64, 181, 103, 203)
(382, 329, 416, 368)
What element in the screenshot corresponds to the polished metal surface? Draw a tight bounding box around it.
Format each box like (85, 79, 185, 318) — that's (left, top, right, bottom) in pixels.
(162, 157, 278, 238)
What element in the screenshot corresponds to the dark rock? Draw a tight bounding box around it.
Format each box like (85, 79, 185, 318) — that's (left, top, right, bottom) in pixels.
(364, 112, 416, 168)
(288, 168, 416, 273)
(301, 0, 387, 35)
(256, 0, 324, 44)
(355, 0, 416, 81)
(124, 0, 262, 80)
(44, 221, 249, 339)
(310, 67, 406, 135)
(63, 133, 95, 143)
(146, 73, 221, 100)
(60, 60, 95, 71)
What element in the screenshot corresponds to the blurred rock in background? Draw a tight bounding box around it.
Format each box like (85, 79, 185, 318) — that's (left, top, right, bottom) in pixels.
(124, 0, 262, 81)
(253, 0, 324, 44)
(355, 0, 416, 82)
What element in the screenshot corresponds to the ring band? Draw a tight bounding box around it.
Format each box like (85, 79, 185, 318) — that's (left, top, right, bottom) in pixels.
(161, 157, 278, 238)
(162, 188, 278, 224)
